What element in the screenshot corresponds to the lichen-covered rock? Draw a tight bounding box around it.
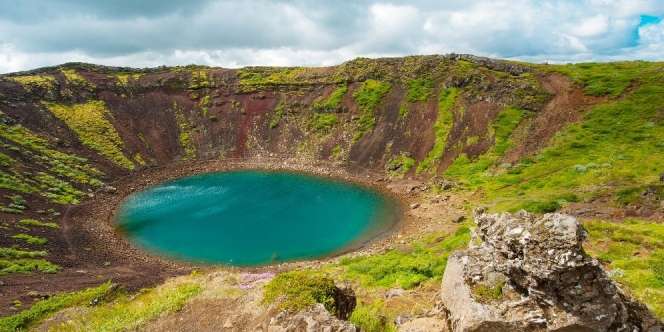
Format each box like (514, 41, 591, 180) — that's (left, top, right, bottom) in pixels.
(267, 304, 357, 332)
(441, 210, 663, 332)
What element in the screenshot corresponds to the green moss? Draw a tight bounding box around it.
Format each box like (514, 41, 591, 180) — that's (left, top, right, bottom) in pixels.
(60, 69, 94, 88)
(189, 69, 212, 89)
(479, 62, 664, 212)
(386, 153, 416, 177)
(45, 101, 134, 170)
(115, 72, 143, 86)
(0, 151, 15, 167)
(352, 80, 391, 141)
(49, 282, 201, 332)
(445, 107, 527, 186)
(584, 219, 664, 318)
(8, 75, 56, 91)
(12, 233, 48, 245)
(471, 280, 505, 303)
(547, 61, 653, 97)
(417, 88, 459, 173)
(18, 219, 59, 229)
(263, 270, 337, 312)
(313, 84, 348, 111)
(0, 247, 59, 276)
(398, 103, 409, 118)
(35, 172, 84, 204)
(269, 102, 286, 129)
(0, 121, 103, 189)
(0, 281, 115, 332)
(173, 103, 196, 160)
(331, 144, 343, 160)
(406, 77, 433, 102)
(349, 301, 396, 332)
(339, 226, 470, 289)
(311, 113, 338, 133)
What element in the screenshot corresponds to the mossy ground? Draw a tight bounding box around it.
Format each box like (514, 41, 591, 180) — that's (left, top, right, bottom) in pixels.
(45, 101, 134, 170)
(583, 219, 664, 318)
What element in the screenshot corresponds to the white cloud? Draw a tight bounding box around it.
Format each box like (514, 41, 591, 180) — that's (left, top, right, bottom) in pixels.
(0, 0, 663, 73)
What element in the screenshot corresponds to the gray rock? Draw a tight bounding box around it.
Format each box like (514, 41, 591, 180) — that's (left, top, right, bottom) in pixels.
(441, 210, 663, 332)
(399, 317, 449, 332)
(267, 304, 357, 332)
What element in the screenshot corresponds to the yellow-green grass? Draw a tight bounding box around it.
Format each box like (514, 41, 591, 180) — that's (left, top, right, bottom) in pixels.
(0, 282, 115, 332)
(583, 219, 664, 318)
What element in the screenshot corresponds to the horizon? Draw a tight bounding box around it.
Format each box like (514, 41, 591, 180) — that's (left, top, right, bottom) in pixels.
(2, 53, 664, 75)
(0, 1, 663, 74)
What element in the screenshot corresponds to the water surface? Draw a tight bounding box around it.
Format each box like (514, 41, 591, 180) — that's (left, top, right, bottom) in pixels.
(117, 170, 398, 266)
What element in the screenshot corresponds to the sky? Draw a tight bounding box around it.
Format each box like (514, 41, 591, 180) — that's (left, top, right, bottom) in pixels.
(0, 0, 663, 73)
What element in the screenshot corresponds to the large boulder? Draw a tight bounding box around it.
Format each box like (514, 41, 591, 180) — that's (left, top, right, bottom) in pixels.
(441, 210, 662, 332)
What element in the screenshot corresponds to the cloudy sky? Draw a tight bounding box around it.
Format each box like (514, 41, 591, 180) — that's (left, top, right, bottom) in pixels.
(0, 0, 663, 73)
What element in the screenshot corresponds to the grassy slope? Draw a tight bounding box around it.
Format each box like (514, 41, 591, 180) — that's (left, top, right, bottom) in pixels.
(445, 61, 664, 213)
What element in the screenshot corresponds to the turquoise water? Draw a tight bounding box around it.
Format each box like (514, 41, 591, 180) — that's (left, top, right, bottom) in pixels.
(116, 170, 398, 266)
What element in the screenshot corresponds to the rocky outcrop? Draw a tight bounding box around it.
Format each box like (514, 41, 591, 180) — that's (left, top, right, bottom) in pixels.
(441, 210, 662, 332)
(267, 304, 357, 332)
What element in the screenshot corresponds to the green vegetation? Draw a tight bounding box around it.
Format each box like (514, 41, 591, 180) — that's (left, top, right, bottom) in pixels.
(476, 62, 664, 212)
(406, 77, 433, 102)
(237, 67, 315, 91)
(18, 219, 59, 229)
(313, 84, 348, 111)
(49, 281, 201, 332)
(36, 172, 84, 205)
(189, 69, 212, 89)
(0, 282, 115, 332)
(352, 80, 391, 141)
(173, 103, 197, 160)
(60, 69, 93, 88)
(398, 103, 409, 118)
(471, 280, 505, 303)
(269, 102, 286, 128)
(338, 226, 470, 289)
(263, 270, 337, 312)
(45, 101, 134, 169)
(12, 233, 48, 245)
(0, 247, 59, 276)
(584, 219, 664, 318)
(416, 88, 458, 173)
(115, 72, 143, 86)
(311, 113, 338, 133)
(349, 301, 396, 332)
(8, 75, 56, 91)
(548, 61, 648, 97)
(386, 153, 416, 177)
(0, 120, 104, 196)
(445, 107, 527, 186)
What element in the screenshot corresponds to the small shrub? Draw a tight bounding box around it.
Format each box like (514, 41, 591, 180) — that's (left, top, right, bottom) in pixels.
(18, 219, 59, 229)
(12, 233, 48, 245)
(471, 280, 505, 303)
(349, 302, 396, 332)
(0, 282, 115, 331)
(311, 113, 338, 133)
(263, 270, 337, 312)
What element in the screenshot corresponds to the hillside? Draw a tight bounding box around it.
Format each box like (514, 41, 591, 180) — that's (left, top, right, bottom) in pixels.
(0, 55, 662, 330)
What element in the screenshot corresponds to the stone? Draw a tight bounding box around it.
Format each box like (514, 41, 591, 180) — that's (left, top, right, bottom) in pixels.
(440, 210, 663, 332)
(385, 288, 406, 299)
(410, 203, 420, 210)
(267, 304, 356, 332)
(398, 317, 449, 332)
(452, 215, 466, 223)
